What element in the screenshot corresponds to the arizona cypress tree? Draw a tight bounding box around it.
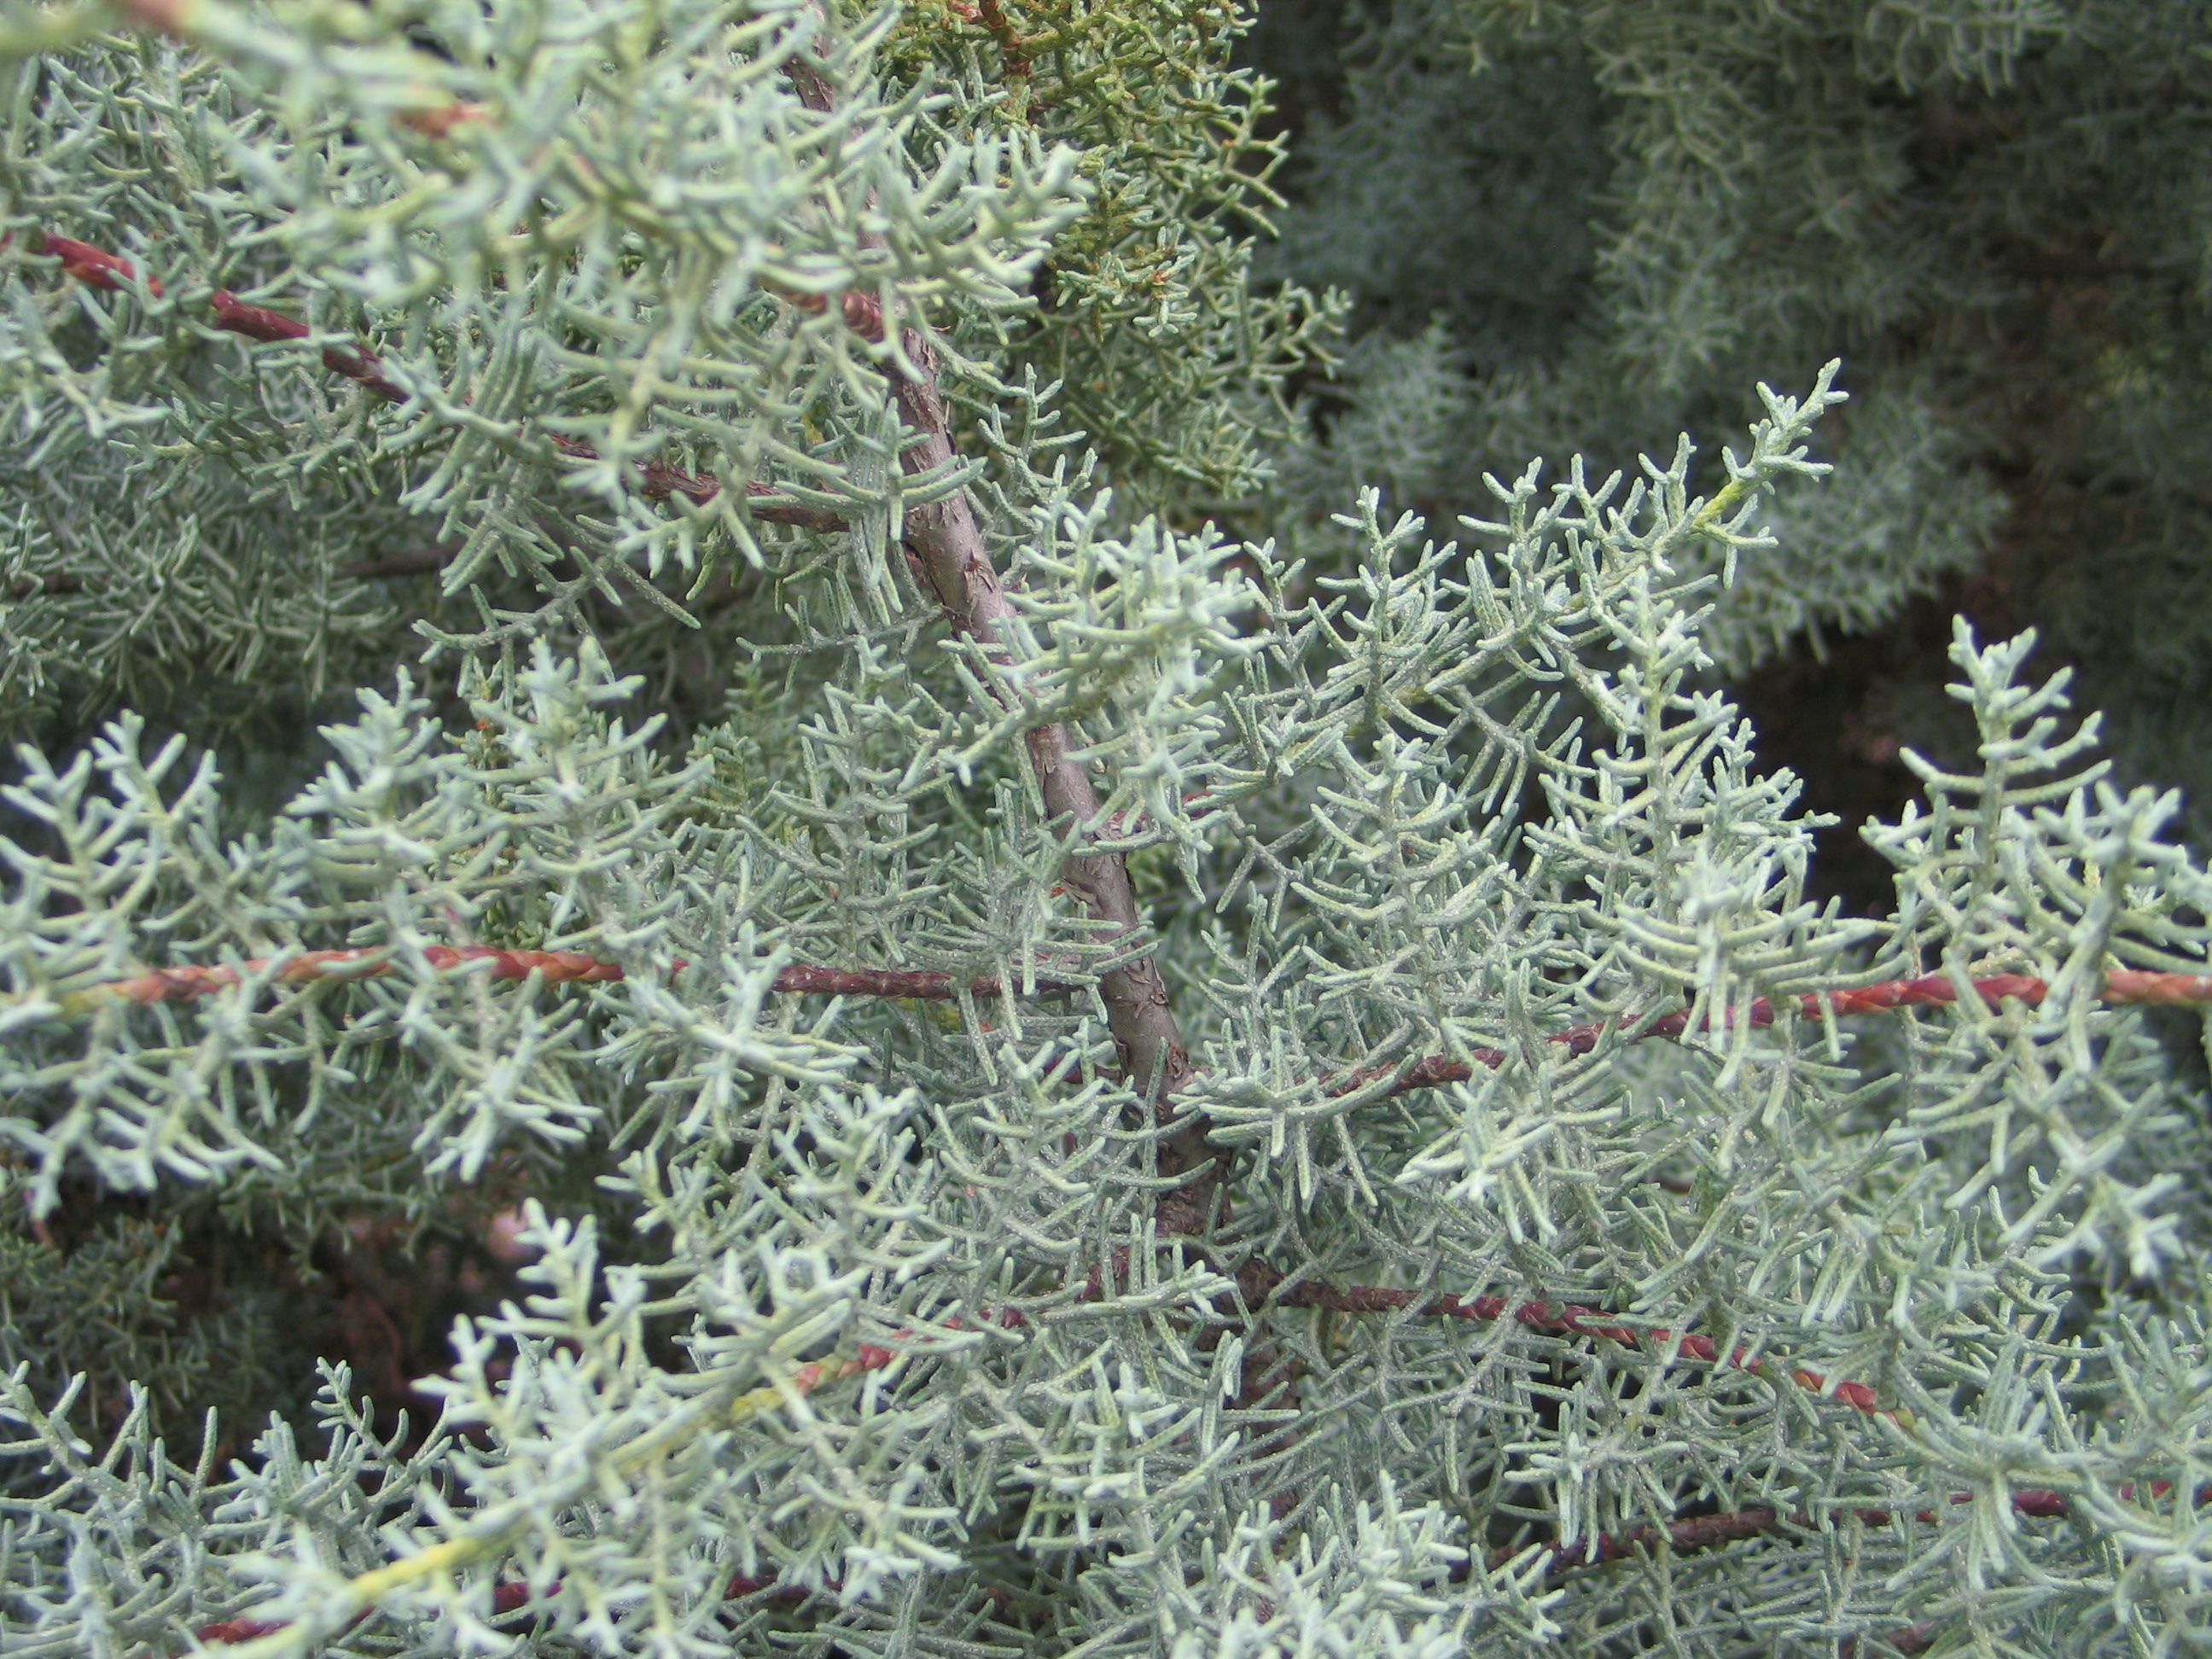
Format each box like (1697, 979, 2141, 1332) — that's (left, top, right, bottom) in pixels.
(6, 3, 2212, 1657)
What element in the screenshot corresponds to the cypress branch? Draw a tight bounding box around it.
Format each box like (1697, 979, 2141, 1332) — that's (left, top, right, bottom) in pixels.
(26, 231, 852, 533)
(7, 3, 2212, 1655)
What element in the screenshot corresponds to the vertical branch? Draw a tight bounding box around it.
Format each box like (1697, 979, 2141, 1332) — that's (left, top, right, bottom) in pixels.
(891, 332, 1196, 1105)
(785, 48, 1209, 1218)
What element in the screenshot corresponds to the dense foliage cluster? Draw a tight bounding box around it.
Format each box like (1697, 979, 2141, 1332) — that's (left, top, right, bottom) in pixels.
(3, 3, 2212, 1656)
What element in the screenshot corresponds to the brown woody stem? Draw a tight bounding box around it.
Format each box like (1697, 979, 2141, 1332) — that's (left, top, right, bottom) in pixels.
(27, 232, 847, 533)
(781, 56, 1203, 1218)
(77, 955, 2212, 1075)
(67, 947, 1086, 1010)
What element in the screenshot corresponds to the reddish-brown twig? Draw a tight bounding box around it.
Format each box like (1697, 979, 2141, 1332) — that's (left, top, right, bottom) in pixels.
(39, 232, 405, 399)
(26, 232, 848, 533)
(1519, 1487, 2075, 1575)
(85, 946, 626, 1007)
(207, 287, 408, 402)
(1347, 970, 2212, 1101)
(768, 963, 1086, 998)
(542, 434, 846, 531)
(947, 0, 1033, 77)
(74, 958, 2212, 1074)
(66, 947, 1092, 1010)
(1264, 1278, 1877, 1406)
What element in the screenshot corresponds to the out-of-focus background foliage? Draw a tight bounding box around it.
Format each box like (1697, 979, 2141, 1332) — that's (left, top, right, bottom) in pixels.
(1240, 0, 2212, 915)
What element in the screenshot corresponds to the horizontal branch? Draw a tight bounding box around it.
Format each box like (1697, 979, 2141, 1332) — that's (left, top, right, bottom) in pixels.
(64, 956, 2212, 1062)
(86, 946, 626, 1006)
(176, 1243, 2171, 1647)
(1520, 1487, 2075, 1576)
(1261, 1276, 1879, 1405)
(544, 434, 846, 531)
(1347, 969, 2212, 1100)
(58, 946, 1097, 1013)
(769, 963, 1086, 998)
(27, 232, 849, 533)
(60, 946, 1086, 1012)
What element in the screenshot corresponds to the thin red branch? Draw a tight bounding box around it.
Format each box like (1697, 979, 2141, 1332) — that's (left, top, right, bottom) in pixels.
(1264, 1278, 1738, 1374)
(37, 232, 154, 294)
(94, 946, 624, 1005)
(544, 434, 846, 532)
(80, 956, 2212, 1068)
(74, 947, 1089, 1007)
(1521, 1479, 2199, 1619)
(1353, 970, 2212, 1100)
(1519, 1488, 2077, 1575)
(207, 287, 407, 401)
(26, 232, 849, 533)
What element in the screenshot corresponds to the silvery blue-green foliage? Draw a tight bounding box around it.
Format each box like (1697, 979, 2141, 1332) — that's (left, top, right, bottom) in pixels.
(1258, 0, 2014, 678)
(0, 0, 1327, 748)
(5, 3, 2212, 1657)
(1253, 0, 2212, 850)
(0, 439, 405, 739)
(8, 295, 2212, 1655)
